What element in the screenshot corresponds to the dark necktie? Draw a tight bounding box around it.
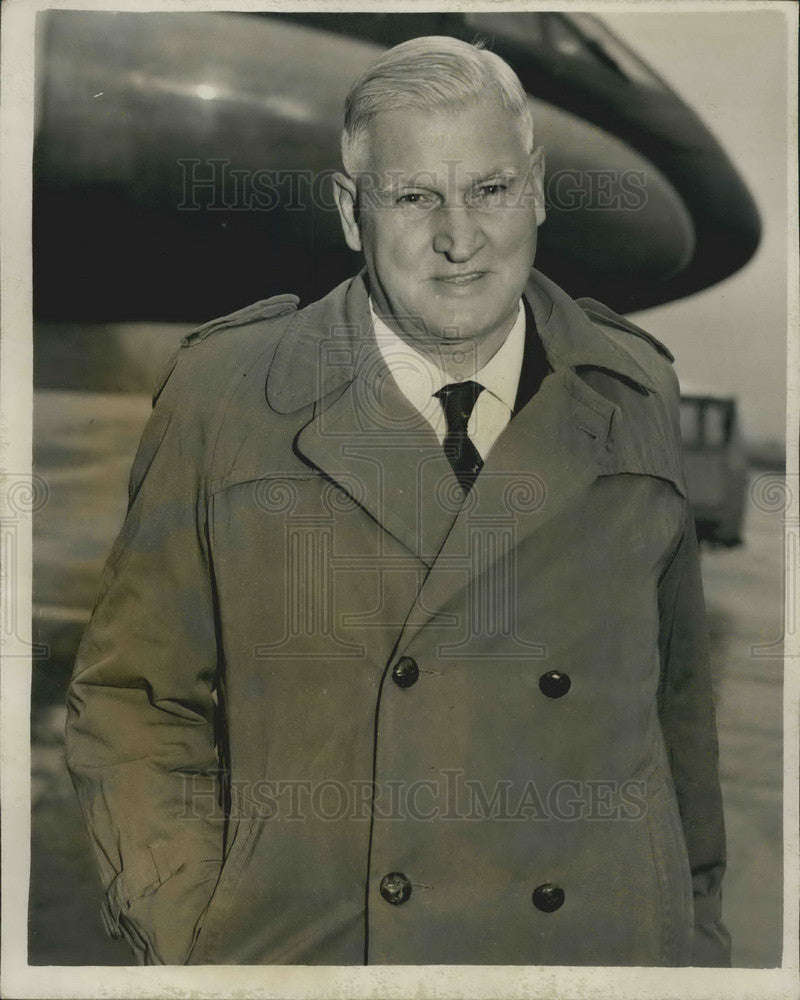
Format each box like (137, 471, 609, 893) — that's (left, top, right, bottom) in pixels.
(434, 381, 485, 493)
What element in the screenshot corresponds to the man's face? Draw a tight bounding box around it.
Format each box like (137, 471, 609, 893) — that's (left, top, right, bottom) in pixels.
(335, 93, 545, 358)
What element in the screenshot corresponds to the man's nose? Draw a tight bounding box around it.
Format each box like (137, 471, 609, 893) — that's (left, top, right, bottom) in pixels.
(431, 205, 485, 262)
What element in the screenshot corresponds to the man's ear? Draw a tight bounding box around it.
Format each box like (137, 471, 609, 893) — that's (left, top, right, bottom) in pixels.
(530, 145, 546, 227)
(332, 172, 362, 252)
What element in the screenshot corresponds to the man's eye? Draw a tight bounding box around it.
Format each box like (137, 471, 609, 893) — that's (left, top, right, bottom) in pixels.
(397, 192, 435, 206)
(475, 183, 509, 201)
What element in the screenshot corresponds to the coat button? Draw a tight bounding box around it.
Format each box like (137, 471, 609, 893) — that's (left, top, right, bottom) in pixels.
(532, 883, 565, 912)
(538, 670, 571, 698)
(391, 656, 419, 688)
(380, 872, 412, 905)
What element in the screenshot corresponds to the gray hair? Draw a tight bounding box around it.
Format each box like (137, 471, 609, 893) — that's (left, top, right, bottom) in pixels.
(341, 35, 534, 177)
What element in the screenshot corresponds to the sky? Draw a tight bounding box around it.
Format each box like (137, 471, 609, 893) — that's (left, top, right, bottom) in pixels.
(601, 10, 792, 448)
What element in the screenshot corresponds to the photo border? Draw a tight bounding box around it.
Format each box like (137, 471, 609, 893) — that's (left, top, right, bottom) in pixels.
(2, 1, 798, 996)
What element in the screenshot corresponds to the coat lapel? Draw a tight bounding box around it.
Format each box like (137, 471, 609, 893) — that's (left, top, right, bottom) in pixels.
(267, 271, 460, 567)
(393, 365, 618, 656)
(294, 370, 461, 568)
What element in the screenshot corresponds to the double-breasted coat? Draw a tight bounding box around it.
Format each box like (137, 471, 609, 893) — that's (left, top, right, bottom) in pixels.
(65, 268, 730, 967)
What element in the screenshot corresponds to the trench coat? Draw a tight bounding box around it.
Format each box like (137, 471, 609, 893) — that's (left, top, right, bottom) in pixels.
(65, 267, 730, 968)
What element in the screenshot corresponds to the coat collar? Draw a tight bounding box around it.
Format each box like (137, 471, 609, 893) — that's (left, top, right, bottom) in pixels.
(264, 268, 672, 568)
(265, 267, 657, 416)
(266, 269, 373, 415)
(523, 269, 657, 394)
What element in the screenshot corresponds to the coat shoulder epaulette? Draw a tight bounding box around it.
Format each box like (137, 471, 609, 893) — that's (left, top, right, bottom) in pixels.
(576, 297, 675, 363)
(180, 294, 300, 348)
(153, 294, 300, 403)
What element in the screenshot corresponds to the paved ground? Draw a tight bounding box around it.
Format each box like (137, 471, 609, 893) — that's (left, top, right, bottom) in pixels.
(27, 388, 786, 966)
(700, 473, 785, 968)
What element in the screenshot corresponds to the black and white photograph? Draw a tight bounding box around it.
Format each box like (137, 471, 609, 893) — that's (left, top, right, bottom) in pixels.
(0, 2, 797, 998)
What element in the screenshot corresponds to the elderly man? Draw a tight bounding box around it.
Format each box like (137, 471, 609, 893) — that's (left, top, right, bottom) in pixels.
(66, 36, 730, 967)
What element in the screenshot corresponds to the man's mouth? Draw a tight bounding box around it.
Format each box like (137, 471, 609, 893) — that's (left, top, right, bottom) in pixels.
(434, 271, 487, 286)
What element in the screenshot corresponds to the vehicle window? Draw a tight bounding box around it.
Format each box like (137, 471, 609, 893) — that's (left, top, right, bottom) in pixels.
(567, 14, 671, 89)
(680, 400, 700, 446)
(703, 403, 728, 448)
(464, 12, 669, 91)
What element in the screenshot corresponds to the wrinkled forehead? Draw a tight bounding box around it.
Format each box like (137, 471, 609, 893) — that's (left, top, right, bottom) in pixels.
(358, 95, 531, 187)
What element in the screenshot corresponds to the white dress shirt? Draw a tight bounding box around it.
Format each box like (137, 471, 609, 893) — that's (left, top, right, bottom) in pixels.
(370, 300, 526, 460)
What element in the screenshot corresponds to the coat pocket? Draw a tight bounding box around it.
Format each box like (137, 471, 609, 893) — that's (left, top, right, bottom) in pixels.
(644, 766, 694, 966)
(185, 810, 264, 964)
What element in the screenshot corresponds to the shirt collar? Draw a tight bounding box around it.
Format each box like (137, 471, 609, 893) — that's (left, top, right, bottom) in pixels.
(473, 301, 525, 411)
(266, 268, 658, 415)
(369, 299, 525, 414)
